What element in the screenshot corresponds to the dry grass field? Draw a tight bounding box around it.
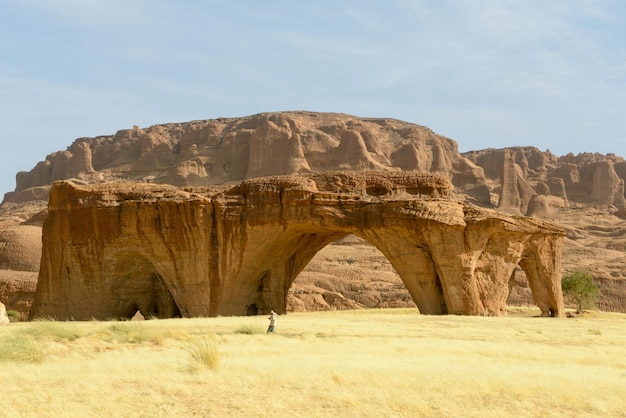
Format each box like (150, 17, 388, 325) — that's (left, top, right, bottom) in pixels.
(1, 308, 625, 418)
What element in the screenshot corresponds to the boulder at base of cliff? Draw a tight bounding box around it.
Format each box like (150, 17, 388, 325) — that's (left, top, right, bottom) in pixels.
(0, 302, 10, 325)
(526, 195, 567, 218)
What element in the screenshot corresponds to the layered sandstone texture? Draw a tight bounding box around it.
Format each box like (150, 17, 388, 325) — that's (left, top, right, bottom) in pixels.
(8, 112, 626, 214)
(0, 209, 41, 320)
(4, 112, 490, 204)
(3, 111, 626, 315)
(30, 172, 565, 320)
(0, 302, 10, 325)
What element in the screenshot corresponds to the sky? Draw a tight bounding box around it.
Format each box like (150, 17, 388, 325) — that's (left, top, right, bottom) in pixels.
(1, 0, 625, 198)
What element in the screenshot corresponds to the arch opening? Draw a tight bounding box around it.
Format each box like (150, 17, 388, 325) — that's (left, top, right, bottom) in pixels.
(507, 266, 534, 307)
(287, 234, 417, 313)
(102, 251, 181, 320)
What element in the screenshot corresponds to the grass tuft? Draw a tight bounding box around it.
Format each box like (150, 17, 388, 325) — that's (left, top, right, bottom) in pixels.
(0, 335, 45, 363)
(6, 310, 20, 322)
(186, 334, 220, 370)
(19, 322, 83, 342)
(105, 322, 152, 344)
(234, 325, 265, 335)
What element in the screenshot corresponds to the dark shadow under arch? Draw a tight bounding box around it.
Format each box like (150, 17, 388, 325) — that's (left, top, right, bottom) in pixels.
(102, 251, 181, 319)
(507, 266, 534, 307)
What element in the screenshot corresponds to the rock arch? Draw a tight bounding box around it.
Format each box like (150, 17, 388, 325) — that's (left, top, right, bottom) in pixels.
(30, 171, 566, 320)
(289, 230, 445, 314)
(101, 250, 181, 319)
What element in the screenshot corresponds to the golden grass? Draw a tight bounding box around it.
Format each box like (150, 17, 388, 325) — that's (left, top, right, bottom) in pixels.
(1, 308, 625, 417)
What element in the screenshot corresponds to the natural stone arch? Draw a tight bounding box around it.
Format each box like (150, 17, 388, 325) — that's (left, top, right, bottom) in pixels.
(287, 234, 416, 312)
(354, 229, 446, 315)
(212, 209, 453, 317)
(217, 226, 350, 316)
(30, 171, 566, 320)
(236, 229, 443, 316)
(101, 250, 181, 319)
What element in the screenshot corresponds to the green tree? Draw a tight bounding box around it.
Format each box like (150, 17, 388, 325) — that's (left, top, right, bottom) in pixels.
(561, 270, 600, 314)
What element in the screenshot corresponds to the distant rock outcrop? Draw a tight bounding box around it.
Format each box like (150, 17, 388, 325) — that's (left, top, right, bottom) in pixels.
(463, 148, 626, 214)
(8, 113, 626, 217)
(3, 112, 490, 206)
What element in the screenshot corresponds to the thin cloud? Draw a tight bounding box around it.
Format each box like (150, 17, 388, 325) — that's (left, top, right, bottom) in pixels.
(18, 0, 161, 31)
(0, 1, 625, 197)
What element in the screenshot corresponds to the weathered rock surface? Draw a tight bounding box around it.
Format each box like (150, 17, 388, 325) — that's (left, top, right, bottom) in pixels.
(0, 214, 41, 320)
(0, 270, 37, 321)
(30, 172, 565, 320)
(464, 148, 626, 212)
(9, 114, 626, 217)
(4, 112, 490, 204)
(0, 221, 42, 272)
(2, 112, 626, 315)
(0, 301, 10, 324)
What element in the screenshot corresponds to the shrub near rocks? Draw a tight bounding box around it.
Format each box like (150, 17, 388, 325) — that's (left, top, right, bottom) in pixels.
(7, 310, 19, 322)
(562, 270, 600, 314)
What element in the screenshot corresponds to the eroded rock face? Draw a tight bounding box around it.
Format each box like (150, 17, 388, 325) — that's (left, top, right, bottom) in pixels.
(31, 172, 565, 320)
(4, 112, 488, 205)
(464, 148, 626, 213)
(0, 221, 42, 272)
(0, 302, 9, 324)
(5, 112, 626, 315)
(0, 271, 37, 321)
(9, 113, 626, 216)
(0, 219, 41, 320)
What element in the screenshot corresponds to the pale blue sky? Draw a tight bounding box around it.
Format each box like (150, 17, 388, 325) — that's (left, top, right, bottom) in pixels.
(1, 0, 625, 198)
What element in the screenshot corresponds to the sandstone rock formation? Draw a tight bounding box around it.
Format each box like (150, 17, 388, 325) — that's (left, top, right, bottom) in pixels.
(0, 214, 41, 320)
(30, 172, 565, 320)
(0, 271, 37, 321)
(464, 148, 626, 213)
(0, 221, 42, 272)
(8, 113, 626, 218)
(0, 301, 9, 325)
(2, 111, 626, 316)
(3, 112, 489, 205)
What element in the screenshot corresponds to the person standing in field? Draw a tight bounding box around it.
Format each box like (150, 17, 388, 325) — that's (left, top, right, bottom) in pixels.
(267, 310, 278, 333)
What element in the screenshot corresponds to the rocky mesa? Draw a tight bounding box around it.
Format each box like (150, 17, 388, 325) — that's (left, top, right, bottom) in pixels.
(1, 111, 625, 317)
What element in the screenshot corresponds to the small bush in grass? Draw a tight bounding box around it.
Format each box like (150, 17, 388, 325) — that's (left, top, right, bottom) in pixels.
(7, 310, 20, 322)
(0, 335, 45, 363)
(235, 325, 264, 335)
(562, 270, 600, 314)
(186, 335, 220, 370)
